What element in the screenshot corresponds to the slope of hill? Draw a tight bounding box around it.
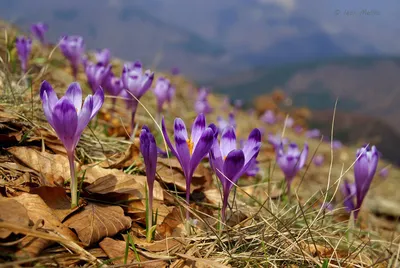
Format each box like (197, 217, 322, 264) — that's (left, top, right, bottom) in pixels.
(211, 56, 400, 132)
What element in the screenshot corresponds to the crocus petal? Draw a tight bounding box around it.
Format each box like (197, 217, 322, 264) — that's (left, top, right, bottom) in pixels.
(189, 127, 215, 176)
(41, 92, 54, 128)
(242, 128, 262, 161)
(74, 95, 93, 147)
(220, 127, 237, 158)
(52, 97, 78, 153)
(161, 117, 179, 160)
(40, 80, 58, 110)
(65, 82, 83, 113)
(223, 149, 245, 189)
(191, 113, 206, 148)
(298, 143, 309, 169)
(90, 87, 105, 120)
(174, 118, 190, 177)
(209, 138, 224, 176)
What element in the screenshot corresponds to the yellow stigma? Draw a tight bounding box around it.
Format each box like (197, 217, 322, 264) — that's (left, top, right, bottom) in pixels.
(187, 139, 194, 155)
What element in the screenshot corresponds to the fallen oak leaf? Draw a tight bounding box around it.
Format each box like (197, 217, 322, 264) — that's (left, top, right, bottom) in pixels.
(12, 193, 77, 257)
(0, 198, 30, 239)
(7, 146, 78, 186)
(30, 186, 82, 222)
(64, 203, 132, 246)
(157, 158, 211, 193)
(100, 139, 141, 169)
(99, 237, 169, 267)
(83, 165, 163, 201)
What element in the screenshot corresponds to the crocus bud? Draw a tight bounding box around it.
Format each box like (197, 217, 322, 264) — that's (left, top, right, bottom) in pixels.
(59, 35, 85, 79)
(15, 36, 32, 73)
(313, 154, 324, 167)
(261, 110, 276, 125)
(354, 145, 379, 218)
(85, 61, 111, 93)
(95, 48, 111, 66)
(30, 22, 48, 44)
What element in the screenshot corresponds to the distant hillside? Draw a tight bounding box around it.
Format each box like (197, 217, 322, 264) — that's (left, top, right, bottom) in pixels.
(309, 110, 400, 164)
(211, 56, 400, 134)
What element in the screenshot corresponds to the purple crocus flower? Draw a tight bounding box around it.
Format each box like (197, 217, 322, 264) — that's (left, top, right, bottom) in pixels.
(39, 80, 104, 208)
(354, 145, 379, 219)
(276, 142, 309, 193)
(261, 110, 276, 125)
(313, 154, 324, 167)
(161, 114, 217, 220)
(294, 125, 303, 134)
(209, 127, 261, 222)
(171, 67, 180, 75)
(85, 61, 111, 93)
(103, 70, 123, 112)
(267, 133, 289, 150)
(59, 36, 85, 79)
(341, 179, 356, 212)
(30, 22, 48, 44)
(122, 61, 154, 132)
(195, 88, 212, 114)
(95, 48, 111, 66)
(378, 166, 389, 179)
(15, 36, 32, 73)
(332, 140, 343, 150)
(305, 129, 321, 139)
(139, 126, 157, 242)
(285, 117, 294, 128)
(234, 99, 243, 109)
(153, 77, 174, 117)
(217, 113, 236, 133)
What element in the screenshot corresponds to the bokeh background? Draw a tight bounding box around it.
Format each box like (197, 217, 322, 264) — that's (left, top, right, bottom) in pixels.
(1, 0, 400, 162)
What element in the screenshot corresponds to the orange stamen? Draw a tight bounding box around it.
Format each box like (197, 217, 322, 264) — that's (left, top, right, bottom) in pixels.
(187, 139, 194, 155)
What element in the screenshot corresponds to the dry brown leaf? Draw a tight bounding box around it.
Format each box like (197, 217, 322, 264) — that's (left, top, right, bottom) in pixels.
(0, 198, 30, 238)
(30, 186, 81, 222)
(12, 193, 77, 257)
(133, 236, 183, 252)
(7, 147, 78, 186)
(100, 140, 141, 169)
(99, 237, 168, 267)
(157, 207, 183, 238)
(176, 253, 231, 268)
(64, 203, 132, 246)
(83, 165, 163, 201)
(157, 158, 211, 193)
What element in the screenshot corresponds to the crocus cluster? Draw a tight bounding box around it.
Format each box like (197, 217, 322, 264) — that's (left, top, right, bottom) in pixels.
(195, 88, 212, 114)
(122, 61, 154, 132)
(40, 80, 104, 208)
(31, 22, 48, 44)
(209, 127, 261, 222)
(261, 110, 276, 125)
(15, 36, 32, 73)
(162, 114, 217, 219)
(139, 126, 157, 242)
(85, 61, 111, 93)
(276, 142, 308, 193)
(153, 77, 175, 118)
(60, 36, 85, 79)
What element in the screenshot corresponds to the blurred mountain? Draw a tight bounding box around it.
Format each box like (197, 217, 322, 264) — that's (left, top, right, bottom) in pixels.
(211, 56, 400, 129)
(0, 0, 398, 81)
